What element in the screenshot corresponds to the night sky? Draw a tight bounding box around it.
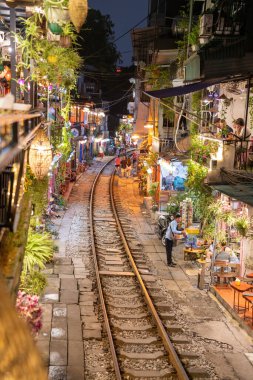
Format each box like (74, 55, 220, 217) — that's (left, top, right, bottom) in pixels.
(88, 0, 148, 66)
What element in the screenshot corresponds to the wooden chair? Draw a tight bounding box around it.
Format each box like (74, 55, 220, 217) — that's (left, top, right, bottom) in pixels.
(212, 261, 240, 284)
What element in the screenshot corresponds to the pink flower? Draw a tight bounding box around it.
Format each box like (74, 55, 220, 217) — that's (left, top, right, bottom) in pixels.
(16, 291, 43, 335)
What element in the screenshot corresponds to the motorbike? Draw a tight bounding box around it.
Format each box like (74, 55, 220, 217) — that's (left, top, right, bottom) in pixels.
(156, 214, 173, 246)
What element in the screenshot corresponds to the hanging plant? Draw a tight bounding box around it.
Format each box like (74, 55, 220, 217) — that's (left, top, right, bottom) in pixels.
(235, 216, 249, 237)
(68, 0, 88, 32)
(59, 35, 71, 47)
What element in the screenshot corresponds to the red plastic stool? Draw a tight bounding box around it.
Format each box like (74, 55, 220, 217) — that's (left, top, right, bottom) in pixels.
(246, 273, 253, 279)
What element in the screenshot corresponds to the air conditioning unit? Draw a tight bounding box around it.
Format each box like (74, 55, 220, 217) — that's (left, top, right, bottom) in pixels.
(200, 13, 213, 36)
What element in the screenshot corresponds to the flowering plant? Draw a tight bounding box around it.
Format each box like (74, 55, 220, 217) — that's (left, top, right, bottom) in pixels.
(16, 291, 43, 335)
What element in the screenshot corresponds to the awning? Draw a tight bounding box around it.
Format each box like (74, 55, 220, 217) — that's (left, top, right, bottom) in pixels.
(144, 76, 246, 99)
(213, 184, 253, 207)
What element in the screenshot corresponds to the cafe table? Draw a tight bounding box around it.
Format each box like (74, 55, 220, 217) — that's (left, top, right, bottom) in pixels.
(230, 281, 253, 313)
(183, 247, 205, 261)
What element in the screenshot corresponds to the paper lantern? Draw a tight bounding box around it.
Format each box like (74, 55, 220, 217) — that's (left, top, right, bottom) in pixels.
(29, 129, 52, 179)
(5, 71, 11, 81)
(68, 0, 88, 33)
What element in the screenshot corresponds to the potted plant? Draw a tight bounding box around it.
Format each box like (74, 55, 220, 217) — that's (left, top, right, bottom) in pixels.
(235, 216, 249, 237)
(59, 22, 77, 48)
(48, 22, 63, 35)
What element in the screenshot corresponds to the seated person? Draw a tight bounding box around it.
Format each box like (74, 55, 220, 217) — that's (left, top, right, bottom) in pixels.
(233, 118, 251, 141)
(227, 248, 239, 264)
(215, 242, 230, 261)
(212, 118, 233, 138)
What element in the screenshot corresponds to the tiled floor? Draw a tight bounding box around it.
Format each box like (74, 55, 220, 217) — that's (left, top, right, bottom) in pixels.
(215, 285, 253, 330)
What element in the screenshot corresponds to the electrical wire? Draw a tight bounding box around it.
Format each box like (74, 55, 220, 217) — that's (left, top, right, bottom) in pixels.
(84, 14, 149, 61)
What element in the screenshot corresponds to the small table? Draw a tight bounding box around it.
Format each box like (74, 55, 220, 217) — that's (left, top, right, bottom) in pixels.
(230, 281, 253, 313)
(246, 273, 253, 279)
(184, 247, 205, 261)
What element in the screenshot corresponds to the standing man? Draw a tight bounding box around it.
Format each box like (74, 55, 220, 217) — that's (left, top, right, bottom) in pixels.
(165, 213, 186, 267)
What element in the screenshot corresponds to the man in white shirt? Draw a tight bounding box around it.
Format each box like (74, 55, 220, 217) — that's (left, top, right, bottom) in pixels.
(165, 213, 186, 267)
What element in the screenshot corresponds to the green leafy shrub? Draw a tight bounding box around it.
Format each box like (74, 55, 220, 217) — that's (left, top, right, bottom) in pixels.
(20, 270, 47, 296)
(23, 232, 54, 275)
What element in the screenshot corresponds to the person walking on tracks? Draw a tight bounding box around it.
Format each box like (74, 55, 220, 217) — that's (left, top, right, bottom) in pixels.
(165, 213, 186, 267)
(126, 156, 132, 178)
(115, 155, 121, 175)
(120, 156, 127, 177)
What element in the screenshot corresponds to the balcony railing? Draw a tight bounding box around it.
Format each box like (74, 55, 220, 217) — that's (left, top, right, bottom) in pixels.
(0, 112, 41, 172)
(0, 112, 42, 230)
(199, 134, 253, 184)
(152, 136, 175, 153)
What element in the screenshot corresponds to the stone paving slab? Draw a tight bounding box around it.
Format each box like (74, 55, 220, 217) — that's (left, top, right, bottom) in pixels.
(37, 339, 50, 365)
(54, 265, 74, 275)
(51, 319, 67, 340)
(60, 290, 79, 304)
(53, 305, 67, 318)
(48, 366, 67, 380)
(61, 278, 77, 290)
(68, 322, 82, 341)
(50, 340, 67, 365)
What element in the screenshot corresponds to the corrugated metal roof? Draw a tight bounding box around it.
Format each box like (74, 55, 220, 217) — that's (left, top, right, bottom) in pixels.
(213, 183, 253, 206)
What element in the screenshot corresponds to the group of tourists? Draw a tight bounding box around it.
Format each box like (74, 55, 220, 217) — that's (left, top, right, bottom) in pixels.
(114, 151, 138, 178)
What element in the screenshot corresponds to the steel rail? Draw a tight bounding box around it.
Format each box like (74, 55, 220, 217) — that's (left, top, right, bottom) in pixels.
(89, 158, 122, 380)
(109, 172, 190, 380)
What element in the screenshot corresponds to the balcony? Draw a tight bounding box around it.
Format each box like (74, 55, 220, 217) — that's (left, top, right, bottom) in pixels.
(152, 136, 174, 153)
(198, 134, 253, 185)
(184, 0, 253, 81)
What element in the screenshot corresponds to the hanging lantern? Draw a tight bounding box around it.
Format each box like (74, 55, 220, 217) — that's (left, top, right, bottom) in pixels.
(5, 70, 11, 81)
(68, 0, 88, 33)
(29, 129, 52, 179)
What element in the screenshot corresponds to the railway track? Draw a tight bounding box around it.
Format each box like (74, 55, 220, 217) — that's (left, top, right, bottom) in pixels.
(89, 158, 212, 379)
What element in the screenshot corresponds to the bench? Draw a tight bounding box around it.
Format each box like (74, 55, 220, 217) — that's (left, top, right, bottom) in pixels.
(212, 261, 240, 284)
